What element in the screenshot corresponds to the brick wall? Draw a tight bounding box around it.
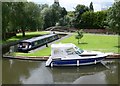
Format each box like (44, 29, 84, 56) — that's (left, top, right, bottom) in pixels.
(82, 29, 114, 34)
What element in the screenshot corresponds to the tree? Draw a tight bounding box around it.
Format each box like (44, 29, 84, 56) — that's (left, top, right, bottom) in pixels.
(60, 7, 67, 18)
(3, 2, 27, 37)
(25, 2, 43, 31)
(89, 2, 94, 11)
(75, 5, 89, 13)
(80, 11, 95, 28)
(41, 7, 53, 29)
(2, 2, 10, 40)
(80, 10, 107, 29)
(13, 2, 26, 37)
(106, 1, 120, 35)
(67, 11, 75, 27)
(50, 3, 63, 26)
(75, 30, 83, 44)
(41, 2, 67, 29)
(57, 7, 68, 26)
(58, 16, 70, 26)
(2, 2, 44, 39)
(74, 4, 90, 28)
(39, 4, 49, 10)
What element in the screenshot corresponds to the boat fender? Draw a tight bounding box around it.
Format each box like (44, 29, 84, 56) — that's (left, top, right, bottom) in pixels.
(77, 60, 79, 66)
(94, 60, 97, 64)
(51, 62, 53, 67)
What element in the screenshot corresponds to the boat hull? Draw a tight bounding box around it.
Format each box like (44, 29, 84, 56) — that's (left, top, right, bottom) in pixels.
(49, 56, 106, 67)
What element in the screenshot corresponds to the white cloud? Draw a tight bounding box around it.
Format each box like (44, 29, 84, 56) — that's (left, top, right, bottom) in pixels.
(27, 0, 115, 11)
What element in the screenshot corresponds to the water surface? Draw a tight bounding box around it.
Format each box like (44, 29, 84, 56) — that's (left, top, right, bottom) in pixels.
(2, 59, 119, 84)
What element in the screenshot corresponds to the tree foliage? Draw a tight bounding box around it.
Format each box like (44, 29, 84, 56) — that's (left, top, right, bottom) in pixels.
(75, 30, 83, 44)
(106, 1, 120, 34)
(2, 1, 68, 40)
(75, 4, 90, 14)
(3, 1, 116, 41)
(2, 2, 10, 40)
(89, 2, 94, 11)
(80, 10, 107, 29)
(2, 2, 44, 40)
(74, 4, 90, 28)
(41, 7, 53, 29)
(41, 2, 67, 29)
(25, 2, 43, 31)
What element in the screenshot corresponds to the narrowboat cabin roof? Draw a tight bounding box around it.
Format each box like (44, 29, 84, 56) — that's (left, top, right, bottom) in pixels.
(21, 34, 57, 43)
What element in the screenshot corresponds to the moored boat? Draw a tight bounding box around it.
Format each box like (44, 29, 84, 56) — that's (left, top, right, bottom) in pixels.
(46, 43, 108, 67)
(18, 34, 59, 52)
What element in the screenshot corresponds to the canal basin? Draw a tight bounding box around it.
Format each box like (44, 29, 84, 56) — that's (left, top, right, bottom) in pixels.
(2, 59, 119, 84)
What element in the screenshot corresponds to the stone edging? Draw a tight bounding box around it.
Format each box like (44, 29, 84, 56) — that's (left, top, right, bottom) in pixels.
(3, 54, 120, 61)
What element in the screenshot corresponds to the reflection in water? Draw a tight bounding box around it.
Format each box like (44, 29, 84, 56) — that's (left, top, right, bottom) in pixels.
(2, 59, 40, 84)
(0, 60, 2, 85)
(104, 60, 119, 84)
(20, 62, 53, 84)
(2, 59, 119, 84)
(48, 64, 107, 84)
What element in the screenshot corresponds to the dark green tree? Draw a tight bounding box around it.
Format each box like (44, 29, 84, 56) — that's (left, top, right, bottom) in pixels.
(2, 2, 44, 39)
(40, 4, 49, 10)
(106, 1, 120, 35)
(74, 4, 90, 28)
(41, 7, 53, 29)
(2, 2, 10, 40)
(11, 2, 26, 37)
(89, 2, 94, 11)
(51, 3, 62, 26)
(58, 7, 68, 26)
(25, 2, 43, 31)
(41, 2, 67, 29)
(60, 7, 67, 18)
(80, 10, 107, 29)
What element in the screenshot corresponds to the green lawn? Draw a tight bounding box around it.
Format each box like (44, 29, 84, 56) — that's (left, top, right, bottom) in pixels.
(15, 33, 119, 57)
(60, 33, 119, 52)
(2, 31, 49, 44)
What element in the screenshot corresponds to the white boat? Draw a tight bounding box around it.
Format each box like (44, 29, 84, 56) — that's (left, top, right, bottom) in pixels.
(46, 43, 108, 67)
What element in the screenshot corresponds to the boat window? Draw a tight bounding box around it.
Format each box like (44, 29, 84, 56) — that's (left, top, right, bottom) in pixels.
(46, 38, 48, 42)
(75, 51, 81, 55)
(41, 39, 45, 44)
(22, 42, 29, 48)
(34, 41, 38, 45)
(44, 38, 47, 42)
(54, 49, 60, 54)
(39, 40, 43, 44)
(39, 40, 41, 43)
(75, 47, 84, 55)
(66, 48, 75, 55)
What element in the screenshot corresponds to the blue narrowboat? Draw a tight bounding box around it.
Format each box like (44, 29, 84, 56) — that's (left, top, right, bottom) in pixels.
(18, 34, 59, 52)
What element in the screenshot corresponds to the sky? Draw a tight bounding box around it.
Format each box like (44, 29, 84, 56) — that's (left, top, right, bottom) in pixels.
(27, 0, 115, 12)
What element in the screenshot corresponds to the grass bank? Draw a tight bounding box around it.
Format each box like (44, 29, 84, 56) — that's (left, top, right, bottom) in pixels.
(2, 31, 49, 45)
(15, 33, 119, 57)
